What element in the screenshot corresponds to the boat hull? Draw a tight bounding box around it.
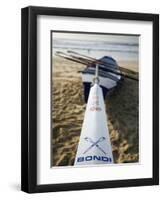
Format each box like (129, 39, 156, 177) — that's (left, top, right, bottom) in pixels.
(82, 73, 122, 102)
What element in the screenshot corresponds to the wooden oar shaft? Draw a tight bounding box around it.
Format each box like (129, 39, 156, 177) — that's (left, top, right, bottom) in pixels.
(67, 50, 138, 81)
(55, 51, 138, 81)
(55, 51, 87, 65)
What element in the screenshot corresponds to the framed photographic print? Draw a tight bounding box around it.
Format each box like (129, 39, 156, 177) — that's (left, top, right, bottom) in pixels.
(21, 6, 159, 193)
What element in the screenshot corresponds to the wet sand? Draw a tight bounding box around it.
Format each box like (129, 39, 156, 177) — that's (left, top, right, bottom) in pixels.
(52, 56, 139, 166)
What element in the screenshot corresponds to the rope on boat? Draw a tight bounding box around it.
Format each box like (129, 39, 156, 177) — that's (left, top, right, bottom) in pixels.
(93, 64, 100, 84)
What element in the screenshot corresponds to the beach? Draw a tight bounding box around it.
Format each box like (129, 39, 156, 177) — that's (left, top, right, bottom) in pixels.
(51, 56, 139, 166)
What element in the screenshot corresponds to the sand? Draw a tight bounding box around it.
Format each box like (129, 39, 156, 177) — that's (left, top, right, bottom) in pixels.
(52, 56, 139, 166)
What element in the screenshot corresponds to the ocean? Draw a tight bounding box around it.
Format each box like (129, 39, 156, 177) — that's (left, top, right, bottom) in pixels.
(52, 33, 139, 67)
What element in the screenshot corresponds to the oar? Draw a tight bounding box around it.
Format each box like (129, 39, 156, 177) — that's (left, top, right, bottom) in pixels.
(67, 51, 138, 81)
(56, 51, 122, 76)
(56, 51, 138, 81)
(84, 137, 106, 154)
(68, 50, 96, 62)
(67, 50, 138, 81)
(67, 50, 131, 70)
(69, 55, 94, 65)
(83, 137, 106, 154)
(55, 51, 87, 65)
(68, 50, 118, 69)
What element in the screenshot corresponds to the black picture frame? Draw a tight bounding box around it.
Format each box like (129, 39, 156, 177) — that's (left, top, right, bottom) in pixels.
(21, 6, 159, 193)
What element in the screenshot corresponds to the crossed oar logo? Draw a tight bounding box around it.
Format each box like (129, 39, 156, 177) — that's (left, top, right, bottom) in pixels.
(83, 137, 106, 154)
